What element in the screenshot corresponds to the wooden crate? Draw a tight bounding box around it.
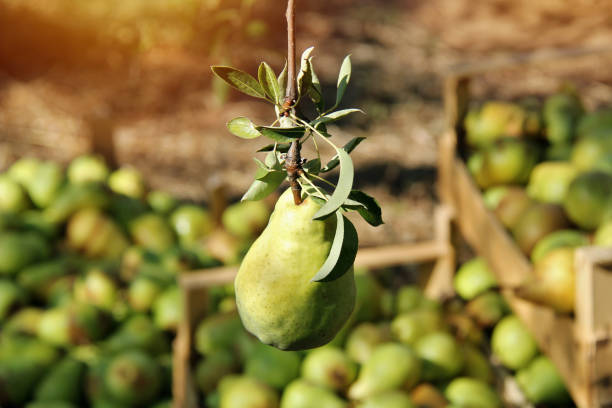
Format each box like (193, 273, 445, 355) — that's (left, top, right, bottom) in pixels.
(172, 205, 455, 408)
(439, 48, 612, 408)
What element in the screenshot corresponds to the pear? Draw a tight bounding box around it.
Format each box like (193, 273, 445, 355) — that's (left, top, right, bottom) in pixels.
(526, 161, 578, 204)
(571, 133, 612, 172)
(27, 161, 65, 208)
(0, 279, 27, 321)
(577, 109, 612, 137)
(104, 350, 162, 406)
(464, 102, 527, 147)
(67, 155, 109, 185)
(543, 91, 584, 144)
(4, 307, 44, 335)
(235, 188, 356, 350)
(222, 200, 271, 239)
(73, 268, 119, 311)
(461, 344, 493, 383)
(512, 203, 569, 255)
(356, 390, 416, 408)
(467, 151, 490, 188)
(409, 383, 447, 408)
(516, 355, 572, 405)
(348, 343, 421, 400)
(493, 187, 533, 229)
(395, 285, 425, 314)
(0, 231, 50, 276)
(147, 190, 178, 215)
(103, 314, 170, 355)
(195, 350, 238, 393)
(43, 183, 111, 224)
(0, 175, 29, 213)
(8, 157, 41, 187)
(244, 342, 301, 389)
(346, 322, 392, 364)
(414, 331, 463, 381)
(453, 257, 497, 300)
(491, 315, 538, 370)
(516, 247, 576, 313)
(301, 346, 357, 392)
(444, 377, 502, 408)
(108, 167, 146, 199)
(34, 356, 86, 404)
(595, 220, 612, 246)
(353, 269, 384, 322)
(67, 208, 129, 259)
(129, 213, 176, 252)
(563, 171, 612, 230)
(531, 229, 589, 263)
(481, 138, 538, 187)
(128, 276, 163, 311)
(280, 379, 345, 408)
(170, 205, 213, 245)
(465, 291, 509, 328)
(152, 285, 182, 331)
(391, 308, 443, 345)
(219, 375, 279, 408)
(194, 312, 244, 355)
(482, 186, 509, 210)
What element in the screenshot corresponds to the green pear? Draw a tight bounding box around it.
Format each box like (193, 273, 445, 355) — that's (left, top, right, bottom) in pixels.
(129, 213, 176, 252)
(73, 268, 119, 310)
(516, 247, 576, 313)
(595, 220, 612, 246)
(67, 155, 110, 185)
(543, 91, 583, 145)
(280, 379, 345, 408)
(571, 133, 612, 172)
(512, 203, 569, 255)
(414, 332, 463, 381)
(43, 183, 110, 224)
(0, 175, 29, 213)
(351, 269, 384, 322)
(147, 190, 178, 215)
(194, 312, 244, 355)
(152, 285, 182, 331)
(395, 285, 425, 314)
(103, 314, 170, 355)
(526, 161, 578, 204)
(219, 375, 279, 408)
(195, 350, 238, 393)
(464, 102, 527, 147)
(348, 343, 421, 400)
(453, 257, 497, 300)
(17, 257, 79, 301)
(104, 350, 162, 406)
(128, 276, 163, 311)
(481, 138, 539, 187)
(0, 279, 27, 321)
(170, 205, 213, 244)
(465, 291, 509, 328)
(531, 229, 589, 263)
(0, 334, 59, 366)
(444, 377, 502, 408)
(27, 161, 65, 208)
(493, 187, 533, 229)
(391, 308, 443, 345)
(516, 355, 572, 405)
(409, 383, 448, 408)
(245, 342, 301, 389)
(357, 390, 416, 408)
(4, 307, 44, 335)
(563, 171, 612, 230)
(8, 157, 41, 187)
(467, 151, 490, 188)
(577, 109, 612, 138)
(491, 315, 538, 370)
(38, 303, 112, 347)
(0, 358, 48, 406)
(461, 344, 493, 383)
(482, 186, 509, 210)
(108, 194, 149, 228)
(0, 231, 50, 276)
(108, 167, 146, 199)
(222, 200, 271, 239)
(235, 188, 356, 350)
(34, 356, 86, 404)
(301, 346, 357, 392)
(67, 208, 129, 259)
(345, 322, 392, 364)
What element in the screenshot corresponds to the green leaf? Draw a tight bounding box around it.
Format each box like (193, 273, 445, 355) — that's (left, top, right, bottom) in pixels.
(308, 59, 325, 112)
(343, 190, 384, 226)
(211, 66, 266, 99)
(311, 211, 358, 282)
(312, 109, 364, 127)
(257, 143, 291, 153)
(257, 126, 305, 143)
(241, 171, 286, 201)
(313, 147, 354, 220)
(277, 62, 288, 97)
(297, 47, 314, 100)
(334, 55, 352, 108)
(253, 158, 270, 180)
(258, 62, 282, 104)
(321, 137, 366, 173)
(303, 158, 321, 174)
(227, 117, 262, 139)
(265, 151, 281, 170)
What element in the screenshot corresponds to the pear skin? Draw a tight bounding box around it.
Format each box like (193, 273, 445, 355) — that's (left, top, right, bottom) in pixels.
(235, 189, 356, 350)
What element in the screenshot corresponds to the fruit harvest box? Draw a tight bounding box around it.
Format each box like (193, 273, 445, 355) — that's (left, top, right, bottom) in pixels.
(439, 48, 612, 408)
(172, 206, 456, 408)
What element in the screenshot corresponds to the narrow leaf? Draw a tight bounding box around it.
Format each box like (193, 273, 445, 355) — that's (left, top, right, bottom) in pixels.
(258, 62, 281, 104)
(241, 171, 286, 201)
(297, 47, 315, 99)
(311, 212, 359, 282)
(312, 109, 364, 127)
(227, 117, 262, 139)
(308, 59, 325, 112)
(321, 137, 366, 173)
(265, 151, 281, 170)
(277, 61, 288, 95)
(303, 158, 321, 174)
(211, 66, 266, 99)
(335, 55, 352, 108)
(257, 143, 291, 153)
(313, 148, 354, 220)
(257, 126, 305, 143)
(253, 158, 270, 180)
(343, 190, 384, 226)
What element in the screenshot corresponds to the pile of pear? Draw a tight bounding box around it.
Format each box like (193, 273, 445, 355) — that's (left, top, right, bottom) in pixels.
(0, 154, 271, 408)
(464, 90, 612, 313)
(191, 257, 572, 408)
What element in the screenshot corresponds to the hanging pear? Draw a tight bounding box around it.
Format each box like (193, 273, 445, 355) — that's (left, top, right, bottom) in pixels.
(235, 188, 356, 350)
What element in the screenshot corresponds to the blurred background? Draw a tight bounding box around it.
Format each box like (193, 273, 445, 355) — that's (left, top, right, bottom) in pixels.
(1, 0, 610, 247)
